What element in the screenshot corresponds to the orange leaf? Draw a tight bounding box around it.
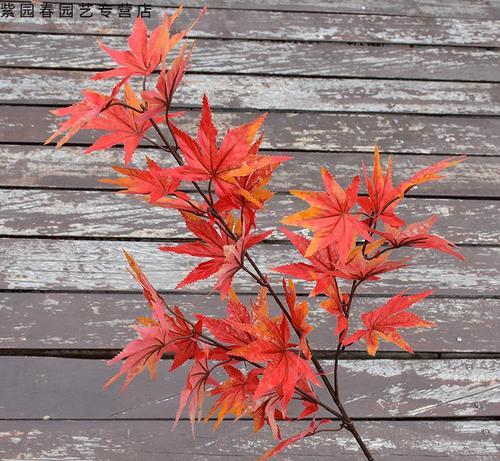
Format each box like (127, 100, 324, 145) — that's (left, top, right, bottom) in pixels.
(343, 291, 435, 356)
(283, 167, 371, 260)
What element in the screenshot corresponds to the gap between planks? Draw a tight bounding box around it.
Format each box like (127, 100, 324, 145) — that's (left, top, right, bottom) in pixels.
(0, 349, 499, 361)
(2, 185, 499, 201)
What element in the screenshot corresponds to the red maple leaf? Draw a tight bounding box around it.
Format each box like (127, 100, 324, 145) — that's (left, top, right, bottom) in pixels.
(334, 241, 410, 282)
(160, 213, 271, 297)
(44, 89, 114, 148)
(174, 348, 217, 435)
(84, 84, 160, 164)
(283, 278, 313, 358)
(104, 321, 173, 392)
(343, 291, 435, 355)
(376, 215, 464, 260)
(141, 43, 193, 120)
(101, 156, 183, 203)
(215, 137, 290, 227)
(273, 227, 340, 296)
(319, 284, 349, 337)
(282, 167, 371, 260)
(230, 313, 320, 408)
(261, 420, 332, 460)
(93, 7, 205, 81)
(105, 251, 202, 390)
(358, 146, 404, 227)
(166, 95, 280, 195)
(197, 291, 256, 348)
(168, 306, 203, 371)
(207, 365, 260, 429)
(398, 155, 467, 194)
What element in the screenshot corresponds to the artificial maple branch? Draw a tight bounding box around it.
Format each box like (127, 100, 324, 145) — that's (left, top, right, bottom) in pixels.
(152, 262, 347, 423)
(45, 8, 467, 460)
(147, 104, 359, 435)
(150, 108, 374, 458)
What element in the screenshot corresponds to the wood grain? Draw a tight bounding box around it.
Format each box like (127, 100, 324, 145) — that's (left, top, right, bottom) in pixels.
(193, 0, 500, 19)
(0, 419, 498, 460)
(0, 239, 494, 295)
(2, 8, 499, 47)
(0, 189, 497, 244)
(1, 145, 499, 197)
(1, 292, 497, 352)
(3, 106, 500, 155)
(1, 0, 498, 457)
(3, 34, 500, 82)
(3, 69, 500, 115)
(0, 357, 498, 419)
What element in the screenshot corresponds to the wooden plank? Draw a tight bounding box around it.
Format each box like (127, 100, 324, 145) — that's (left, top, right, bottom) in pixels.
(0, 190, 497, 244)
(0, 357, 498, 419)
(0, 419, 498, 460)
(1, 8, 499, 47)
(3, 34, 500, 82)
(3, 106, 500, 155)
(1, 145, 499, 198)
(3, 69, 500, 115)
(0, 239, 495, 296)
(189, 0, 500, 19)
(147, 0, 500, 19)
(1, 292, 497, 352)
(9, 0, 500, 19)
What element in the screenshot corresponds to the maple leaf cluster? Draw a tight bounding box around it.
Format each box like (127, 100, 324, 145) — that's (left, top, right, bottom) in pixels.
(46, 8, 467, 460)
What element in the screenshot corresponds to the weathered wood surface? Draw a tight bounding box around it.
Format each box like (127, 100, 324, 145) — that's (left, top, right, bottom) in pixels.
(186, 0, 500, 19)
(3, 106, 500, 155)
(1, 190, 498, 244)
(1, 357, 498, 418)
(2, 8, 500, 47)
(9, 0, 500, 19)
(1, 1, 499, 457)
(1, 420, 498, 461)
(2, 145, 499, 198)
(0, 239, 494, 296)
(1, 292, 498, 352)
(3, 34, 500, 82)
(3, 69, 500, 115)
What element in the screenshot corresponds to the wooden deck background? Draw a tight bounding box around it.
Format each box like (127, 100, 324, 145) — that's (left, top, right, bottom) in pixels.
(1, 1, 499, 459)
